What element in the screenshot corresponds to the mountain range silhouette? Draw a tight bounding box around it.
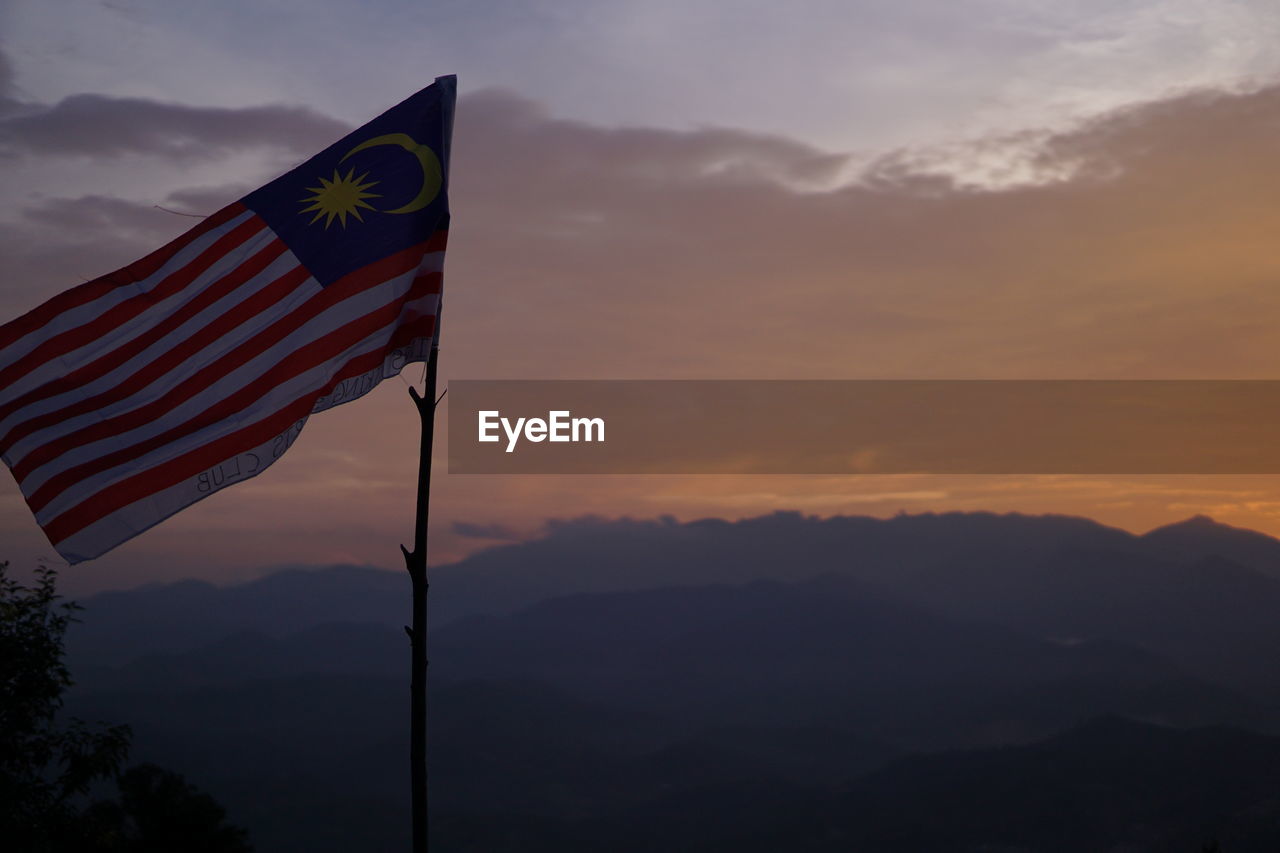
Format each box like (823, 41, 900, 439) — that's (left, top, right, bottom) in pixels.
(61, 511, 1280, 851)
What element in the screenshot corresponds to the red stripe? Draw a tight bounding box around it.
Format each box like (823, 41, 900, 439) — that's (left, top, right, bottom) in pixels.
(44, 316, 436, 545)
(424, 229, 448, 253)
(15, 240, 434, 489)
(413, 271, 443, 295)
(0, 237, 290, 436)
(0, 202, 247, 354)
(27, 275, 438, 513)
(0, 214, 267, 390)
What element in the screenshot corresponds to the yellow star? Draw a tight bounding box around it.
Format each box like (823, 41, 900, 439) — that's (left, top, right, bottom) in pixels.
(299, 168, 381, 229)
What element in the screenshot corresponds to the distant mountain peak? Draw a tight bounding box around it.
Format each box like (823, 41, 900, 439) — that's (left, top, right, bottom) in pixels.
(1137, 514, 1280, 580)
(1142, 513, 1276, 542)
(1149, 514, 1222, 532)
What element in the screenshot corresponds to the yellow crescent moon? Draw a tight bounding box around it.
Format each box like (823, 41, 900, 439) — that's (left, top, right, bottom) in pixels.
(341, 132, 442, 214)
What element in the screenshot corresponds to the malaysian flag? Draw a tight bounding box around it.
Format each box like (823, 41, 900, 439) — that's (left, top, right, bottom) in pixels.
(0, 76, 455, 564)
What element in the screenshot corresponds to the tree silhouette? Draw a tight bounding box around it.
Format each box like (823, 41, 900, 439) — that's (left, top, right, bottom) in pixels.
(0, 561, 251, 852)
(81, 764, 252, 852)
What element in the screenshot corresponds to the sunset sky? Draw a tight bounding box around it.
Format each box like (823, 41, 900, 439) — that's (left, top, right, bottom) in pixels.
(5, 0, 1280, 593)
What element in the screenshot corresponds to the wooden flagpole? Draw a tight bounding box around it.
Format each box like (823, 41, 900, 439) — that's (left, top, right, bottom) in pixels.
(403, 335, 440, 853)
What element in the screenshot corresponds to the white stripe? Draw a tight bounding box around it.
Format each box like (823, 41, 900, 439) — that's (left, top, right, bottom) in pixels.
(1, 245, 307, 458)
(0, 209, 256, 371)
(0, 217, 270, 409)
(414, 251, 446, 276)
(29, 266, 425, 517)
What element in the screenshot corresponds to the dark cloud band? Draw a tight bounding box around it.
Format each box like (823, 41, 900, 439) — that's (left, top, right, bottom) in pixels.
(0, 92, 350, 160)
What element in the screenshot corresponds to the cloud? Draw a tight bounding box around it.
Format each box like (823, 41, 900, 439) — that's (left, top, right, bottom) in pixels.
(161, 184, 255, 214)
(21, 194, 181, 237)
(0, 48, 23, 119)
(460, 88, 850, 189)
(0, 92, 350, 160)
(0, 47, 13, 96)
(8, 78, 1280, 384)
(437, 81, 1280, 381)
(451, 521, 525, 541)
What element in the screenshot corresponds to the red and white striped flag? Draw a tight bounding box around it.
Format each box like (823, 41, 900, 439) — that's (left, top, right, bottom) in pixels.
(0, 76, 455, 563)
